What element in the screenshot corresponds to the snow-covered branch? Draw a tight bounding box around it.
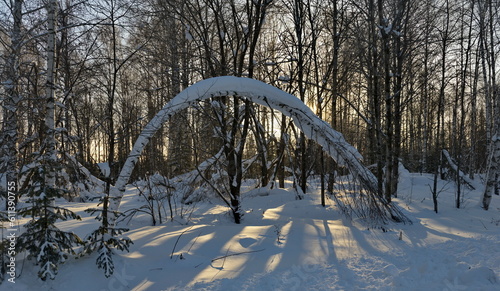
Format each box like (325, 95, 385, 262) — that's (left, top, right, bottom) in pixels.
(110, 76, 407, 225)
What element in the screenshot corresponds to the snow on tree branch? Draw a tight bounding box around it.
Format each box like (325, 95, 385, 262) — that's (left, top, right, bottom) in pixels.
(110, 76, 409, 225)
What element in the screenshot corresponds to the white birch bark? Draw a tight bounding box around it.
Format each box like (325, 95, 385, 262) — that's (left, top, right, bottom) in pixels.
(483, 134, 500, 210)
(482, 0, 499, 211)
(483, 73, 500, 210)
(44, 0, 58, 188)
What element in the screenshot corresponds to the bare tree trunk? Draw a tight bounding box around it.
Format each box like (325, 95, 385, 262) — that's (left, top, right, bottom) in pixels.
(327, 0, 340, 194)
(167, 10, 191, 177)
(277, 114, 287, 188)
(420, 0, 433, 173)
(306, 0, 326, 206)
(222, 97, 251, 224)
(44, 0, 58, 190)
(1, 0, 23, 208)
(483, 136, 500, 209)
(250, 109, 269, 187)
(378, 0, 393, 202)
(454, 2, 474, 208)
(292, 0, 308, 194)
(367, 0, 384, 197)
(487, 0, 497, 151)
(391, 0, 408, 199)
(470, 44, 480, 178)
(482, 0, 499, 210)
(247, 0, 273, 188)
(432, 0, 451, 213)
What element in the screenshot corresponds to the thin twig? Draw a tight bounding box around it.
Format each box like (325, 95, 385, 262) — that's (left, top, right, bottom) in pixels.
(187, 231, 202, 253)
(479, 219, 488, 230)
(211, 248, 265, 263)
(170, 226, 194, 259)
(210, 247, 231, 282)
(220, 247, 231, 269)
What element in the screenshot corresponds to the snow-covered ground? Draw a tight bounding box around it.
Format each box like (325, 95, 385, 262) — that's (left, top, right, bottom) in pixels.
(8, 171, 500, 291)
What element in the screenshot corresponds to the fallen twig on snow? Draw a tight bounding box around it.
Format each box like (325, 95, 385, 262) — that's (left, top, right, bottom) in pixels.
(211, 249, 266, 263)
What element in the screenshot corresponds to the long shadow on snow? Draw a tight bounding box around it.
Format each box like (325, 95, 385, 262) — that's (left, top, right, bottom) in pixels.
(119, 218, 288, 289)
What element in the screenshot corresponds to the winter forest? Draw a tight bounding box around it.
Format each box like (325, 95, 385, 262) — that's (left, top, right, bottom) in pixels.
(0, 0, 499, 290)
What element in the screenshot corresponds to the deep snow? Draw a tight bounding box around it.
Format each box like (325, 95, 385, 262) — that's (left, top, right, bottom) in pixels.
(4, 171, 500, 291)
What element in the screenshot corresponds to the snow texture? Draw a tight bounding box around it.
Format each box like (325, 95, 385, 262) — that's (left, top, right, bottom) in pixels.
(111, 76, 379, 221)
(97, 162, 111, 178)
(10, 173, 500, 290)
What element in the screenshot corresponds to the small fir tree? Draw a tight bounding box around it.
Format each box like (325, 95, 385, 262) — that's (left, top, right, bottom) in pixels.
(82, 193, 133, 277)
(17, 159, 84, 281)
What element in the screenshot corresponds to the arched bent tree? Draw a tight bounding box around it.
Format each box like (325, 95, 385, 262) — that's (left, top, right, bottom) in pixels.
(110, 76, 409, 225)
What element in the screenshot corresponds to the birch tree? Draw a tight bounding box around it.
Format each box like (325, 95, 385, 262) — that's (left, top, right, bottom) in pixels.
(1, 0, 23, 209)
(482, 0, 500, 210)
(15, 0, 86, 281)
(432, 0, 453, 213)
(483, 133, 500, 210)
(43, 0, 58, 191)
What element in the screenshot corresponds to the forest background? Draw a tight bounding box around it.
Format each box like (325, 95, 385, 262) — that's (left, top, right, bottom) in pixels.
(1, 0, 500, 249)
(2, 0, 500, 282)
